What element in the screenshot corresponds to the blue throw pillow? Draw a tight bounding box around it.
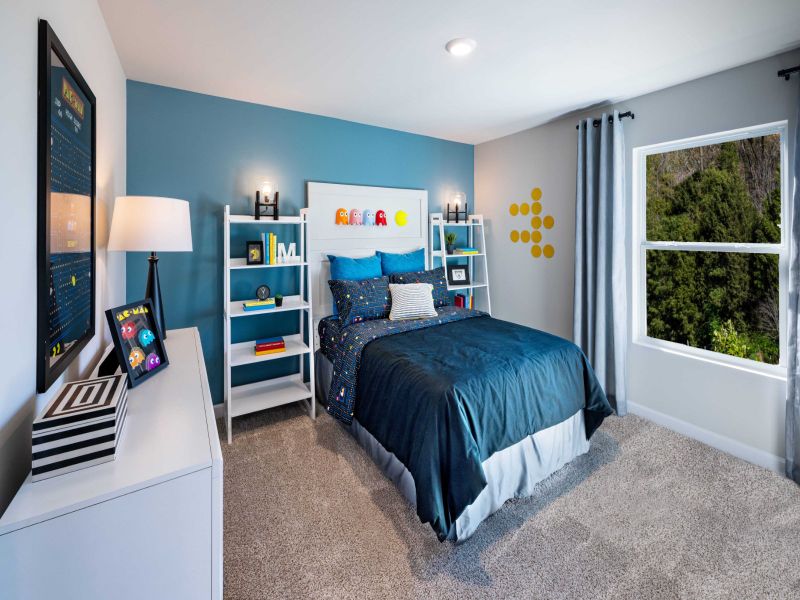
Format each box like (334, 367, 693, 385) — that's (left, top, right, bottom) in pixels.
(328, 254, 382, 281)
(327, 254, 382, 315)
(328, 276, 391, 326)
(390, 267, 450, 308)
(377, 248, 425, 275)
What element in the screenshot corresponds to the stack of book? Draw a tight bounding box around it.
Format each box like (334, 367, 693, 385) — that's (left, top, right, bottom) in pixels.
(454, 247, 479, 255)
(453, 294, 474, 309)
(254, 336, 285, 356)
(243, 298, 276, 312)
(31, 373, 128, 482)
(262, 232, 277, 265)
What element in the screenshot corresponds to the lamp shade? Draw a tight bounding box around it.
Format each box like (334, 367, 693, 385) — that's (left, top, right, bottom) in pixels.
(108, 196, 193, 252)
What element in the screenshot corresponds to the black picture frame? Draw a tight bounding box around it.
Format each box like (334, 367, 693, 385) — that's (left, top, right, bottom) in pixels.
(246, 240, 264, 265)
(446, 264, 470, 286)
(105, 299, 169, 389)
(37, 20, 97, 392)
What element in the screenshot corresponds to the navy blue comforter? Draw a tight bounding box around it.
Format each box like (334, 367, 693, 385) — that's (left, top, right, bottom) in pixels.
(325, 309, 613, 540)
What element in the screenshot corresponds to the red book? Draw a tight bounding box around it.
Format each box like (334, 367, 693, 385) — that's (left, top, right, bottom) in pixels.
(255, 341, 285, 351)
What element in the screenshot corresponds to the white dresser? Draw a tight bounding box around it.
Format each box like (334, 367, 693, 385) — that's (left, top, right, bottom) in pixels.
(0, 328, 223, 600)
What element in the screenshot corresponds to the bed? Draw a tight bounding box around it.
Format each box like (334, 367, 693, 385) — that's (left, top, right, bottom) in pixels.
(307, 182, 613, 542)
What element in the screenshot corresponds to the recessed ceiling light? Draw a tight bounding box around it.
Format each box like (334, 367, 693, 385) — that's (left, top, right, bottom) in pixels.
(445, 38, 476, 57)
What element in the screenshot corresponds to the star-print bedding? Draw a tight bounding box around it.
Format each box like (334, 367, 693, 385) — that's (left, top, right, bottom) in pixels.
(323, 309, 613, 540)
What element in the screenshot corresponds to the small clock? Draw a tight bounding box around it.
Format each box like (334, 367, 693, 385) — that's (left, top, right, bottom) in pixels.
(256, 285, 270, 301)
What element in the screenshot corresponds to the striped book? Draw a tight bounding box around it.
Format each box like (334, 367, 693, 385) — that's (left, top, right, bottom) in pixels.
(454, 247, 479, 254)
(31, 374, 128, 482)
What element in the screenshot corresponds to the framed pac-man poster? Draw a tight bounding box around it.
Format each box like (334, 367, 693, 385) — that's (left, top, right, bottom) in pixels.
(105, 299, 169, 388)
(37, 20, 97, 392)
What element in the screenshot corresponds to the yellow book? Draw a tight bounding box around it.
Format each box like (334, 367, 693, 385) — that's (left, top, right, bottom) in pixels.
(255, 347, 285, 356)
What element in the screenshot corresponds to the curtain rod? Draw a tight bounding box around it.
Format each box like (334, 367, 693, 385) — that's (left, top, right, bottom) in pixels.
(778, 65, 800, 80)
(575, 111, 635, 130)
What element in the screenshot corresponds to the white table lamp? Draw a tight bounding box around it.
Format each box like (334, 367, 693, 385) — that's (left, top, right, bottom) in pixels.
(108, 196, 193, 338)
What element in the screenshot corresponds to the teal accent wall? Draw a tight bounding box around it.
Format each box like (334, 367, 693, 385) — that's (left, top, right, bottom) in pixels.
(126, 81, 474, 404)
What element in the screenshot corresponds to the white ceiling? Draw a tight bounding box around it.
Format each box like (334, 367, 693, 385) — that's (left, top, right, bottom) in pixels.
(98, 0, 800, 144)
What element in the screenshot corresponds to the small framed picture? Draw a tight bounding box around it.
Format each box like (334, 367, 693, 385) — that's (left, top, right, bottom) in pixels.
(447, 264, 470, 286)
(105, 299, 169, 388)
(246, 240, 264, 265)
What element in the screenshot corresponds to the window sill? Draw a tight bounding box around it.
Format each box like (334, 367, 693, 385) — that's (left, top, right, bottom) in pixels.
(632, 337, 787, 382)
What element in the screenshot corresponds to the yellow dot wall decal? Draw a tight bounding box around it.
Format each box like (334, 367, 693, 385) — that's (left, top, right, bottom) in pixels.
(508, 186, 555, 259)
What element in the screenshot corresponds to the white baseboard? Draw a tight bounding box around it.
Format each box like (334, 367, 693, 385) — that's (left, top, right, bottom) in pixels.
(213, 404, 224, 419)
(627, 401, 785, 475)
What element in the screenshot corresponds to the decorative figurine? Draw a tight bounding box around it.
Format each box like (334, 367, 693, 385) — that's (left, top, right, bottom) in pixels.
(375, 209, 388, 226)
(363, 208, 376, 226)
(349, 208, 363, 225)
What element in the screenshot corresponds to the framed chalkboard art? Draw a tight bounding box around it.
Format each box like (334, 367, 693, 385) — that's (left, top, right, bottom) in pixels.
(105, 299, 170, 388)
(37, 21, 97, 392)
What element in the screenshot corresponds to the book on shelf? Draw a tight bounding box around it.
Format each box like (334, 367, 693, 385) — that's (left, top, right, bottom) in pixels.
(454, 248, 479, 254)
(454, 293, 466, 308)
(255, 341, 285, 351)
(255, 347, 286, 356)
(243, 298, 276, 311)
(254, 336, 285, 350)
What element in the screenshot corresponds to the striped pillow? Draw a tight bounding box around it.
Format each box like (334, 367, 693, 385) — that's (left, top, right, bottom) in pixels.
(388, 283, 437, 321)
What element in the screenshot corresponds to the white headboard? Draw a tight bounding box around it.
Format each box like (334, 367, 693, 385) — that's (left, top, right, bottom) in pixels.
(307, 182, 428, 345)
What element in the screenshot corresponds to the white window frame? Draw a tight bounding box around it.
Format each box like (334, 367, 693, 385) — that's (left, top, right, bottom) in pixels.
(631, 121, 789, 378)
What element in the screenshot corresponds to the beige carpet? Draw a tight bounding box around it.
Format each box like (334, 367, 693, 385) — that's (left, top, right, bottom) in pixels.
(219, 407, 800, 600)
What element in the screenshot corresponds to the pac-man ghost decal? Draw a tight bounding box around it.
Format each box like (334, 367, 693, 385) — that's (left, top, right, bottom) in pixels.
(375, 210, 387, 226)
(138, 328, 155, 347)
(129, 347, 145, 368)
(335, 208, 349, 225)
(363, 208, 376, 226)
(349, 208, 363, 225)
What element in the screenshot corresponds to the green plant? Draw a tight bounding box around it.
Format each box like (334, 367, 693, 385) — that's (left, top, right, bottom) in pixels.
(711, 320, 748, 359)
(445, 232, 457, 245)
(274, 293, 283, 301)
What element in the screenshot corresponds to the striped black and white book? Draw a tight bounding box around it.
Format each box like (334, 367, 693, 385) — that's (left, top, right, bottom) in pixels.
(31, 374, 128, 482)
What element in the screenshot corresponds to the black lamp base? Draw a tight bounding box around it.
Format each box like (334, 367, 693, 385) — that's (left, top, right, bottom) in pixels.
(145, 251, 167, 340)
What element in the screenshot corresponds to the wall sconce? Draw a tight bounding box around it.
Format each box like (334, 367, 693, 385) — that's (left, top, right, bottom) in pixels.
(447, 192, 467, 223)
(255, 180, 279, 220)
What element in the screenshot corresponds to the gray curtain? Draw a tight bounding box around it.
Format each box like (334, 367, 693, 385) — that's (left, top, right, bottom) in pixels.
(574, 110, 628, 415)
(787, 91, 800, 484)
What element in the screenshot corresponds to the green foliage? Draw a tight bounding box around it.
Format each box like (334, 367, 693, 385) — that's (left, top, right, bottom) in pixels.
(646, 136, 780, 364)
(445, 232, 457, 245)
(711, 320, 748, 358)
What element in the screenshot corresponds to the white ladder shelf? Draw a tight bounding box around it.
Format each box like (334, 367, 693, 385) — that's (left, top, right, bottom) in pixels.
(429, 213, 492, 314)
(223, 206, 315, 444)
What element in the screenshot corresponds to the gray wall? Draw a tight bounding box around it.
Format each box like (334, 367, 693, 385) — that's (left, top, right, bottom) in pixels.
(476, 48, 800, 469)
(0, 0, 127, 516)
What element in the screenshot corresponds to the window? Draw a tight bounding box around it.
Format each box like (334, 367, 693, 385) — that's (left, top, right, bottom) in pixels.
(633, 123, 788, 369)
